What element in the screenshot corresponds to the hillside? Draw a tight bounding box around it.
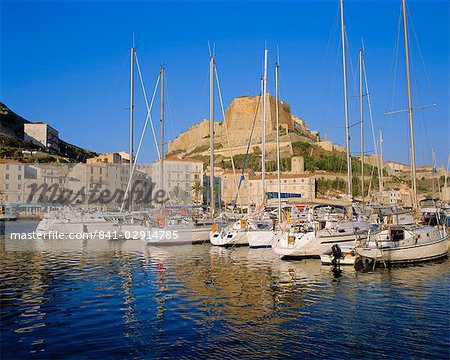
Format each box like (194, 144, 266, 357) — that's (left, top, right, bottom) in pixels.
(0, 102, 98, 162)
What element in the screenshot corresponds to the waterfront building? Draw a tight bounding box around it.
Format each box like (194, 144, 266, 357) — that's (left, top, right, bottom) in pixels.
(0, 160, 24, 204)
(140, 157, 204, 204)
(248, 173, 316, 206)
(219, 169, 315, 209)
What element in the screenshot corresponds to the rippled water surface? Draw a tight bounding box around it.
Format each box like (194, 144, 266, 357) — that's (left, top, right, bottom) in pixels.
(1, 221, 449, 359)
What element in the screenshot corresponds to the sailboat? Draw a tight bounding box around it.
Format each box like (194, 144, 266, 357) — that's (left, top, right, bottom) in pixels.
(146, 64, 211, 245)
(272, 0, 370, 259)
(354, 0, 449, 266)
(36, 44, 152, 240)
(211, 46, 273, 247)
(247, 49, 282, 249)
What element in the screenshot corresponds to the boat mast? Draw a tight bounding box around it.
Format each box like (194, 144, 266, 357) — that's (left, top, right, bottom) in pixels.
(359, 49, 364, 205)
(160, 65, 165, 212)
(445, 153, 450, 202)
(379, 129, 384, 203)
(402, 0, 418, 211)
(340, 0, 352, 199)
(431, 148, 436, 199)
(209, 55, 215, 217)
(261, 46, 268, 205)
(275, 61, 281, 224)
(129, 45, 135, 211)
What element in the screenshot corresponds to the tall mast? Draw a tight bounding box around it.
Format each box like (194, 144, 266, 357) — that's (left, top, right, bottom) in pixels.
(402, 0, 417, 211)
(261, 46, 268, 204)
(160, 65, 165, 211)
(379, 129, 384, 203)
(359, 49, 364, 204)
(340, 0, 352, 199)
(129, 45, 135, 211)
(431, 148, 436, 198)
(445, 152, 450, 201)
(209, 55, 215, 217)
(275, 61, 281, 224)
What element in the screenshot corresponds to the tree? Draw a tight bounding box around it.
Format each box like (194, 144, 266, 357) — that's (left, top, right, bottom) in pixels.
(192, 180, 203, 205)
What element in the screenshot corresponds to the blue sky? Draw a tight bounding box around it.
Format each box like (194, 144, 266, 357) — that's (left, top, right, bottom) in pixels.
(1, 0, 448, 166)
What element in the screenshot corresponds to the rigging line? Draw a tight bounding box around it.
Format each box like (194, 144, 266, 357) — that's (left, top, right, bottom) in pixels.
(407, 9, 437, 104)
(234, 89, 262, 206)
(367, 162, 376, 198)
(387, 3, 403, 118)
(133, 74, 161, 167)
(404, 3, 432, 166)
(111, 51, 130, 99)
(344, 30, 359, 107)
(313, 3, 340, 110)
(163, 73, 175, 146)
(207, 41, 212, 58)
(362, 55, 382, 182)
(134, 52, 161, 160)
(409, 46, 431, 159)
(119, 74, 160, 212)
(322, 24, 342, 132)
(214, 65, 241, 206)
(196, 66, 210, 125)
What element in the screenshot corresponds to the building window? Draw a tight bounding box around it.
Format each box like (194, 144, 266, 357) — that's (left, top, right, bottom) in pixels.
(18, 184, 21, 190)
(5, 174, 9, 180)
(5, 184, 9, 190)
(5, 195, 8, 201)
(6, 165, 9, 170)
(18, 166, 22, 171)
(18, 174, 22, 180)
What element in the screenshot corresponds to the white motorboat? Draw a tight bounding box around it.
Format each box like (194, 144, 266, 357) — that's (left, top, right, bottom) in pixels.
(354, 225, 449, 267)
(272, 219, 369, 258)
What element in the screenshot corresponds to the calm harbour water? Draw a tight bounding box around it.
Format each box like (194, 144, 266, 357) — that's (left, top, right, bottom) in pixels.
(1, 221, 449, 359)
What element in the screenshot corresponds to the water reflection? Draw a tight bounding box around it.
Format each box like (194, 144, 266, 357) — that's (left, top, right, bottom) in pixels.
(1, 222, 449, 358)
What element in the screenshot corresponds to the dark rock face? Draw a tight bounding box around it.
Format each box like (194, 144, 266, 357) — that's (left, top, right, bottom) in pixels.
(0, 102, 30, 138)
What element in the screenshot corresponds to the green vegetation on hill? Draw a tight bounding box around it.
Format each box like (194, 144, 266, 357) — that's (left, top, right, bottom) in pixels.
(292, 140, 377, 175)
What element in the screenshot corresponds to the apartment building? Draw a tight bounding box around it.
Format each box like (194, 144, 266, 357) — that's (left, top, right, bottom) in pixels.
(24, 122, 60, 152)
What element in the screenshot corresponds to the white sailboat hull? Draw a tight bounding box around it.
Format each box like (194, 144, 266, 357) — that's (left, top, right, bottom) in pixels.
(355, 235, 449, 264)
(246, 230, 280, 248)
(273, 231, 366, 258)
(210, 229, 248, 246)
(146, 227, 210, 245)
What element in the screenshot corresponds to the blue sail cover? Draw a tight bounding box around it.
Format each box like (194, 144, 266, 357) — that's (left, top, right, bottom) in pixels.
(266, 192, 302, 199)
